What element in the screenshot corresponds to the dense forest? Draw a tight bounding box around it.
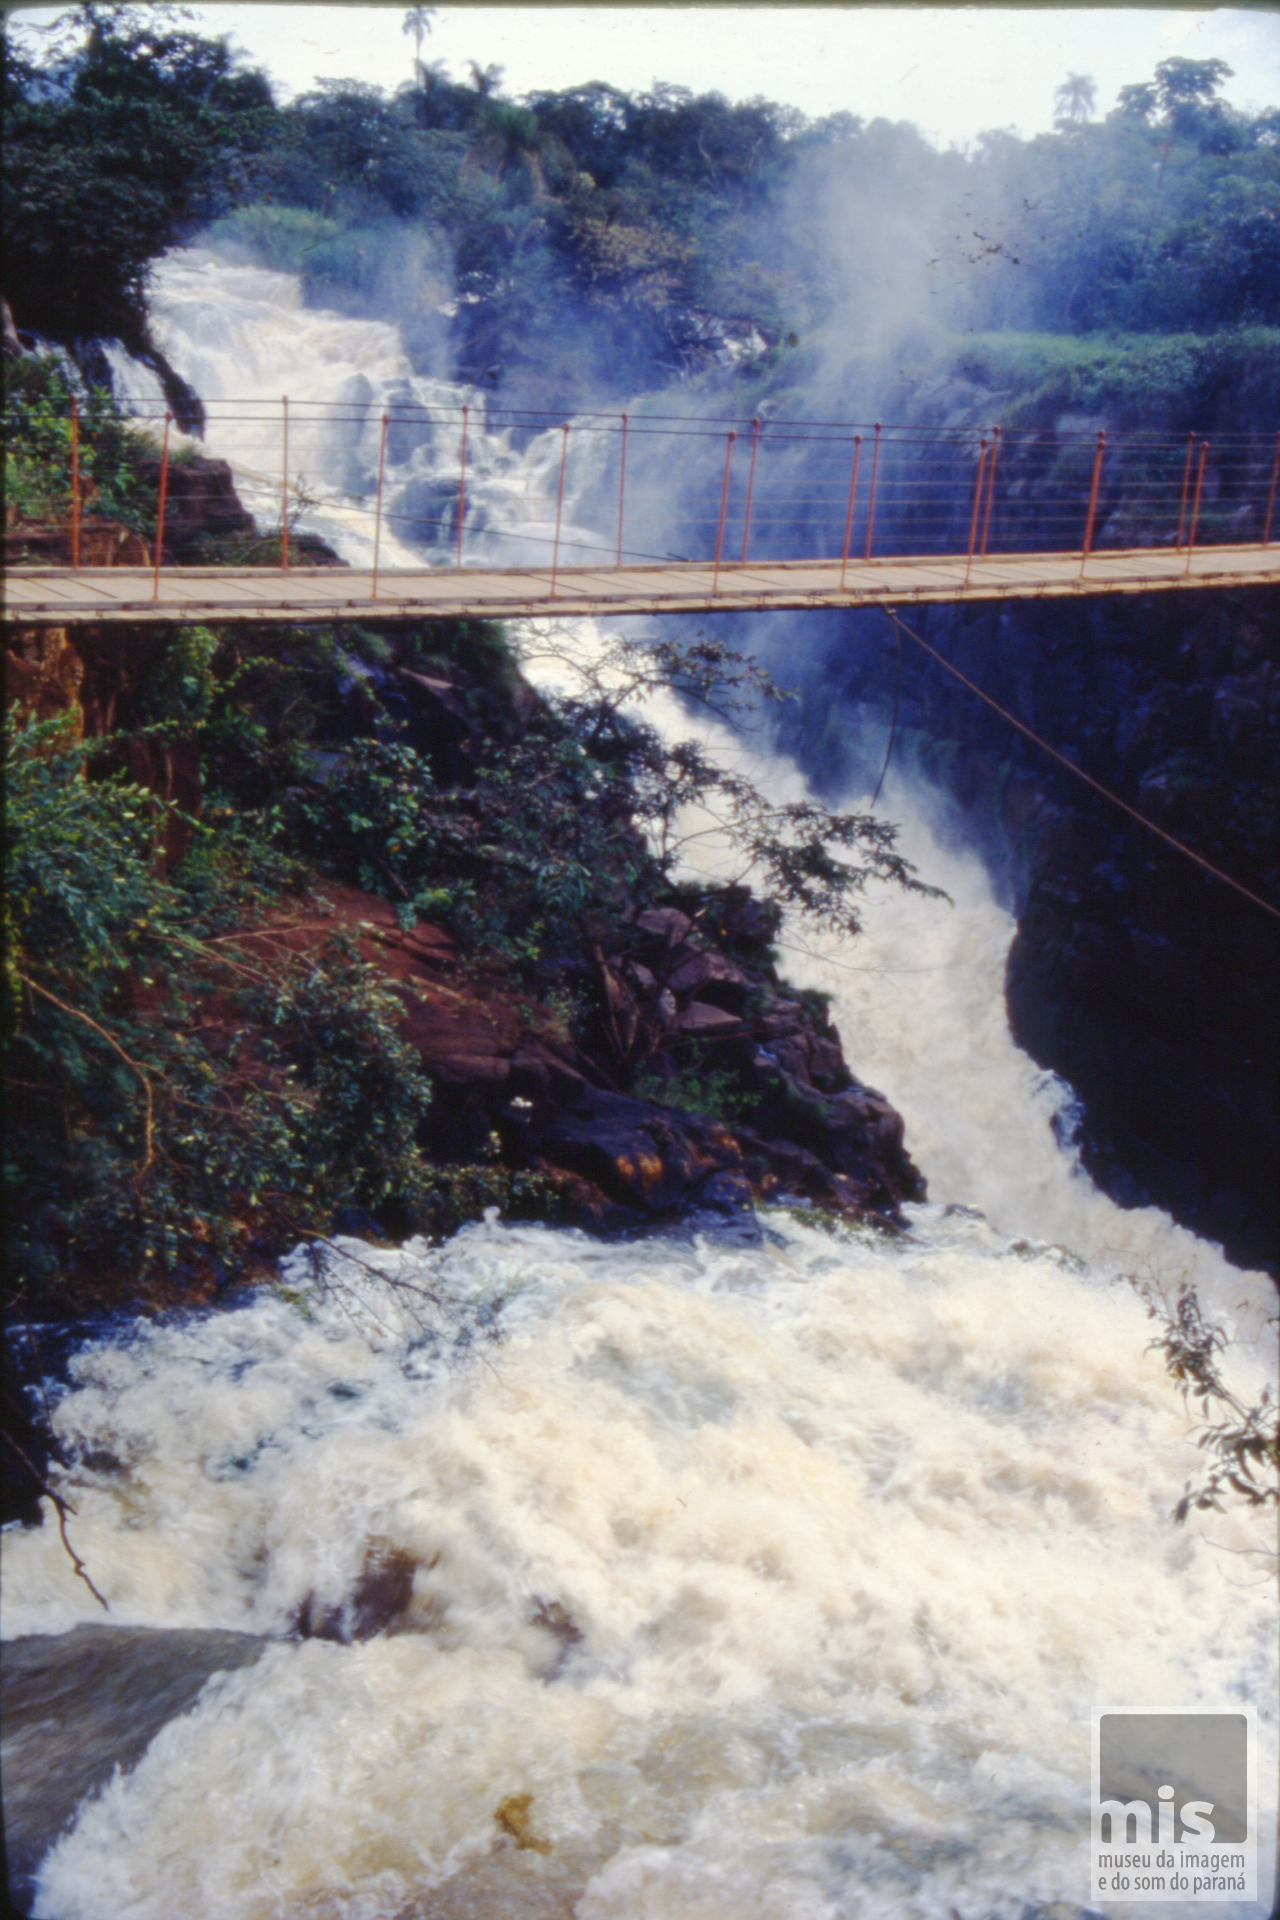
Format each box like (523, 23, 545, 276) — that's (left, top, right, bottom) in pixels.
(5, 25, 1279, 1904)
(3, 3, 1279, 1314)
(6, 4, 1280, 409)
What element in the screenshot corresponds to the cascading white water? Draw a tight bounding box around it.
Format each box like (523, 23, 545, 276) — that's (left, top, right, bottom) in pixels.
(117, 247, 614, 574)
(6, 248, 1275, 1920)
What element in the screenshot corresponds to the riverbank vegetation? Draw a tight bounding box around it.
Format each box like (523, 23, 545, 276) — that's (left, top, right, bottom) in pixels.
(4, 365, 940, 1307)
(6, 8, 1278, 408)
(3, 7, 1274, 1526)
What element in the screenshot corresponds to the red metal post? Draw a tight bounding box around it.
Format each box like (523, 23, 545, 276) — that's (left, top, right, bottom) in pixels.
(1185, 439, 1208, 575)
(152, 411, 172, 602)
(281, 395, 290, 569)
(550, 423, 570, 595)
(712, 431, 737, 594)
(456, 404, 469, 570)
(616, 412, 628, 567)
(980, 424, 1000, 556)
(839, 435, 863, 590)
(965, 439, 989, 587)
(740, 417, 761, 563)
(372, 412, 389, 599)
(1263, 429, 1280, 547)
(863, 423, 882, 560)
(1175, 430, 1195, 549)
(1079, 430, 1107, 576)
(70, 398, 81, 568)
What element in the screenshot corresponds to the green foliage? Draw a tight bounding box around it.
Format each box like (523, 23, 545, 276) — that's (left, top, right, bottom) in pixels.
(9, 11, 1277, 400)
(3, 3, 278, 342)
(136, 626, 220, 728)
(933, 328, 1280, 425)
(1135, 1285, 1279, 1522)
(3, 353, 163, 534)
(405, 1135, 559, 1243)
(4, 593, 948, 1304)
(248, 718, 651, 967)
(204, 202, 339, 273)
(4, 712, 170, 996)
(3, 710, 440, 1298)
(518, 627, 944, 942)
(632, 1047, 760, 1125)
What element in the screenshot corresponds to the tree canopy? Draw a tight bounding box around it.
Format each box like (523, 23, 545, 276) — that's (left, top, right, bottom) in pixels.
(5, 10, 1278, 393)
(3, 3, 274, 342)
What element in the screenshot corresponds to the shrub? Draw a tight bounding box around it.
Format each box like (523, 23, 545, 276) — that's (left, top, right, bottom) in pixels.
(204, 203, 340, 273)
(3, 354, 166, 534)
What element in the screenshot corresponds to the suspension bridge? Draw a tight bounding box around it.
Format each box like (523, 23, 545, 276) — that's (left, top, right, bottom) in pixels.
(6, 401, 1279, 624)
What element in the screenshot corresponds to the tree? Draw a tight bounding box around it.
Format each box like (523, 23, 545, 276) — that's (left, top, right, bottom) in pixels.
(1154, 57, 1232, 120)
(468, 61, 506, 99)
(1054, 73, 1096, 129)
(515, 626, 945, 938)
(401, 8, 435, 88)
(1114, 81, 1158, 122)
(2, 4, 277, 343)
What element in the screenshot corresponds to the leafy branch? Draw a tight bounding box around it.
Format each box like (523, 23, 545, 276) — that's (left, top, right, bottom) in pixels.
(18, 971, 156, 1178)
(1138, 1283, 1279, 1523)
(518, 624, 945, 937)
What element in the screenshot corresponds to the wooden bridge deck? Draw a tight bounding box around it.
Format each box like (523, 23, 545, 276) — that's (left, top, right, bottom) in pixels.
(6, 543, 1279, 624)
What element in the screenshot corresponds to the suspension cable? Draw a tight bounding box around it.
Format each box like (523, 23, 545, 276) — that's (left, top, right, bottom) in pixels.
(880, 607, 1280, 923)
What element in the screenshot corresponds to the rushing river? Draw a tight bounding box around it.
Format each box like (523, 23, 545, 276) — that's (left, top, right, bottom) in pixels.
(4, 251, 1276, 1920)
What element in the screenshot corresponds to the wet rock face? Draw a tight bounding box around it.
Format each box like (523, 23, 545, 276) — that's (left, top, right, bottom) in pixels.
(254, 884, 924, 1239)
(788, 581, 1279, 1276)
(1, 1625, 269, 1911)
(997, 594, 1279, 1275)
(518, 1081, 757, 1233)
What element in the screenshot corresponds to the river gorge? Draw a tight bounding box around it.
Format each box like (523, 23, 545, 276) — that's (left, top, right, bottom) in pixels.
(3, 247, 1277, 1920)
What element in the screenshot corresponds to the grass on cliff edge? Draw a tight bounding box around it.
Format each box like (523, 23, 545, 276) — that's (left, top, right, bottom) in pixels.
(922, 327, 1280, 424)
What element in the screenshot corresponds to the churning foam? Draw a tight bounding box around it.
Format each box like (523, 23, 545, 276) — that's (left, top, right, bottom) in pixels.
(134, 247, 611, 574)
(7, 1217, 1276, 1919)
(17, 245, 1271, 1920)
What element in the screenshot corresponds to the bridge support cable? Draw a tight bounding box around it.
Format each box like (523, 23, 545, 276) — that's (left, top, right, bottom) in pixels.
(6, 399, 1279, 619)
(880, 607, 1280, 924)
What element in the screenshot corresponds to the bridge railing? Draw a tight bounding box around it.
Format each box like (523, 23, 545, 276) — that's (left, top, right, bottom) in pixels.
(8, 393, 1280, 587)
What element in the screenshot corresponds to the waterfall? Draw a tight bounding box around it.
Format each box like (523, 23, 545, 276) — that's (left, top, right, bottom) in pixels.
(118, 247, 613, 573)
(8, 247, 1275, 1920)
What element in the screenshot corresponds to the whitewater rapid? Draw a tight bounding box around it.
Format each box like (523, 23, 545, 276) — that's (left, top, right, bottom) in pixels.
(4, 247, 1275, 1920)
(109, 247, 614, 574)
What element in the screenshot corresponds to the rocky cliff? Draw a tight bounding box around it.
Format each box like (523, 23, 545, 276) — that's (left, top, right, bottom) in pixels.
(4, 482, 924, 1311)
(758, 366, 1279, 1275)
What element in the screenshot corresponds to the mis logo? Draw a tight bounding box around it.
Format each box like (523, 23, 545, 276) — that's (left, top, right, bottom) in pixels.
(1091, 1710, 1257, 1906)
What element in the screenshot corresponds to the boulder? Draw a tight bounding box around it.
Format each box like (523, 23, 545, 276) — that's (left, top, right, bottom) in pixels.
(133, 452, 257, 559)
(633, 906, 693, 947)
(675, 1002, 744, 1036)
(2, 1625, 269, 1911)
(519, 1081, 755, 1232)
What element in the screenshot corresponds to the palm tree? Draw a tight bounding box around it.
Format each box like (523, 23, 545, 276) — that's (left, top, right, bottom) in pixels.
(468, 61, 505, 98)
(1054, 73, 1097, 128)
(402, 8, 436, 88)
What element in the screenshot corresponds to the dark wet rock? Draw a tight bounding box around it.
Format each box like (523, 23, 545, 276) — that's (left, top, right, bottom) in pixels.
(1, 1624, 269, 1911)
(522, 1081, 756, 1233)
(633, 905, 694, 947)
(675, 1001, 744, 1037)
(665, 946, 751, 1011)
(132, 451, 258, 560)
(295, 1542, 419, 1643)
(771, 530, 1280, 1274)
(212, 882, 910, 1238)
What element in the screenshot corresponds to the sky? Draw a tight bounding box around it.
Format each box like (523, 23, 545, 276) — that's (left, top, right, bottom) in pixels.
(7, 4, 1280, 148)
